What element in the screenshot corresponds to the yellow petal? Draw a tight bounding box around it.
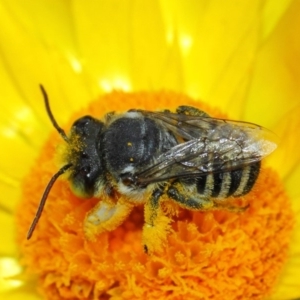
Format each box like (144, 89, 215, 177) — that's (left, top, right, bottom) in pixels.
(0, 123, 37, 182)
(2, 1, 76, 54)
(73, 1, 133, 91)
(267, 105, 300, 197)
(73, 1, 175, 92)
(161, 1, 262, 117)
(1, 291, 40, 300)
(0, 211, 17, 255)
(0, 2, 91, 127)
(0, 257, 22, 292)
(246, 0, 300, 127)
(0, 178, 20, 212)
(1, 283, 41, 300)
(126, 1, 183, 91)
(262, 0, 293, 39)
(285, 165, 300, 202)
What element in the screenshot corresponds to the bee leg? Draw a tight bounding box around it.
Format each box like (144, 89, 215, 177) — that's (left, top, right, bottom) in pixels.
(167, 184, 214, 210)
(142, 188, 171, 254)
(176, 105, 210, 117)
(83, 200, 134, 241)
(104, 111, 115, 122)
(213, 202, 250, 213)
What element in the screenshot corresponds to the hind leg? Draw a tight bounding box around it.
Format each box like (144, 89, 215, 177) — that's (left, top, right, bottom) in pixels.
(167, 183, 214, 210)
(167, 182, 248, 213)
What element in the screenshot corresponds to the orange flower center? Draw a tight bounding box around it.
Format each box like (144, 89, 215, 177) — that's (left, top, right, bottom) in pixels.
(16, 91, 294, 300)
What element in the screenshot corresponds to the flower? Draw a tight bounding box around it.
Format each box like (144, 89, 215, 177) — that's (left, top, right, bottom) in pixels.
(0, 1, 300, 300)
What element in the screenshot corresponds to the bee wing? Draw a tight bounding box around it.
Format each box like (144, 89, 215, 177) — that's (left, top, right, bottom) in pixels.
(133, 110, 277, 185)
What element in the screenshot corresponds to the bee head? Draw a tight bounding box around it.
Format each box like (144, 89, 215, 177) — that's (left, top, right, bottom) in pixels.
(67, 116, 105, 198)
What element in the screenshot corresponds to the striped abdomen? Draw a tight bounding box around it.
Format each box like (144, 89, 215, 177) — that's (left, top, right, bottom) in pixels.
(196, 162, 261, 198)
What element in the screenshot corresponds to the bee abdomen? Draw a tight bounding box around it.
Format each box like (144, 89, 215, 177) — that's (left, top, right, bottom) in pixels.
(232, 162, 260, 197)
(196, 162, 261, 198)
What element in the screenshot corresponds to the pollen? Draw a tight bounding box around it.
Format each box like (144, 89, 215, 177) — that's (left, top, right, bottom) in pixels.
(15, 91, 294, 300)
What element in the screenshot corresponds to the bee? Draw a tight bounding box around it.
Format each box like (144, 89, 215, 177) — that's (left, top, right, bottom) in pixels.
(27, 85, 277, 252)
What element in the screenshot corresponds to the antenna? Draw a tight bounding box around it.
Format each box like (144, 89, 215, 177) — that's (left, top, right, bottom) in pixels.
(39, 84, 69, 142)
(27, 85, 73, 239)
(27, 163, 72, 239)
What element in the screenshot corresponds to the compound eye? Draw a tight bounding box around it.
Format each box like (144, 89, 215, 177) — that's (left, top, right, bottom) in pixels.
(70, 165, 96, 198)
(80, 166, 91, 177)
(72, 116, 93, 129)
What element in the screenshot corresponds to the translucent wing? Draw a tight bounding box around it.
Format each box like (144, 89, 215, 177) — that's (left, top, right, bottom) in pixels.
(131, 110, 277, 185)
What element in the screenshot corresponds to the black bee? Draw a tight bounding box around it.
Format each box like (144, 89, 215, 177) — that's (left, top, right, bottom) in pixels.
(27, 85, 277, 252)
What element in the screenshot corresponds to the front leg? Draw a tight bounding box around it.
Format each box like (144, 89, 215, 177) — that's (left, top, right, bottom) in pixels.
(84, 198, 134, 241)
(142, 187, 172, 254)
